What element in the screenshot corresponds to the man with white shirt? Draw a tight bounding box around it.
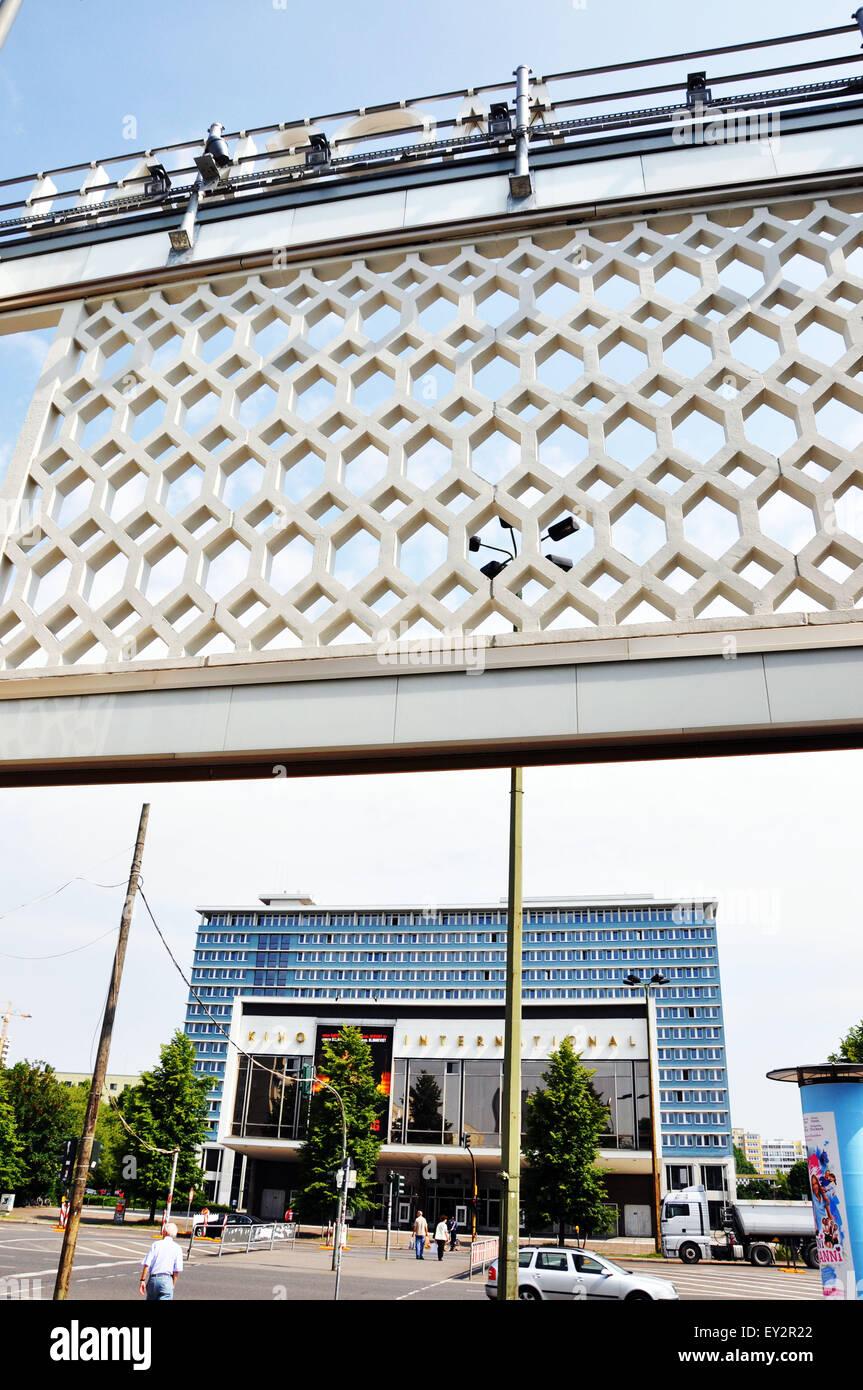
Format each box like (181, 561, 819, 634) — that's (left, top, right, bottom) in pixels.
(139, 1222, 184, 1300)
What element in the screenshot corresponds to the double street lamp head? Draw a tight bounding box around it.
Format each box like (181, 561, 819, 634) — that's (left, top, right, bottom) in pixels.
(470, 512, 579, 578)
(623, 971, 669, 987)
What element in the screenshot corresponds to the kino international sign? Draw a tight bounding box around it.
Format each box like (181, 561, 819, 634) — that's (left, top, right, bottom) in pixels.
(4, 28, 863, 784)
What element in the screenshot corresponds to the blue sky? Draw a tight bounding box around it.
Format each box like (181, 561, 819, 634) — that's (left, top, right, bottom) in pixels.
(2, 0, 862, 1138)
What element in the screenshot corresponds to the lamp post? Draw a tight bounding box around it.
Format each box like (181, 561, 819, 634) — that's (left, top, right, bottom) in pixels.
(623, 971, 668, 1253)
(470, 512, 579, 1300)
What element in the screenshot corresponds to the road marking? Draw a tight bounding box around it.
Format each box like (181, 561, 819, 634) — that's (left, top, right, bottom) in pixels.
(3, 1258, 142, 1280)
(396, 1272, 479, 1300)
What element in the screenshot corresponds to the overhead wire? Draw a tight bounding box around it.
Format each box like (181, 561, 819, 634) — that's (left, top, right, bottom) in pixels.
(0, 843, 133, 926)
(0, 924, 121, 960)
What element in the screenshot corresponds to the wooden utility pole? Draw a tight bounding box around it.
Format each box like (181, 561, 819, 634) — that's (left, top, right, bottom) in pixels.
(53, 803, 150, 1301)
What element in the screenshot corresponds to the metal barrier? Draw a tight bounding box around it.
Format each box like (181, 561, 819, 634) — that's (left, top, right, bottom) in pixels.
(468, 1238, 499, 1279)
(217, 1222, 297, 1257)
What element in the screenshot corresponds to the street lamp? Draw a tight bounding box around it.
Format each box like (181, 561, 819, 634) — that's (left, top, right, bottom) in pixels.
(471, 512, 579, 1300)
(623, 971, 668, 1253)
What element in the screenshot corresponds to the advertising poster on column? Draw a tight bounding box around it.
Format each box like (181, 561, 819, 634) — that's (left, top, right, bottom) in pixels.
(803, 1110, 856, 1299)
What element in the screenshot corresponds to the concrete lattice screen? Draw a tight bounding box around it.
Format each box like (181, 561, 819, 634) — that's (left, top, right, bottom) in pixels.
(4, 191, 863, 673)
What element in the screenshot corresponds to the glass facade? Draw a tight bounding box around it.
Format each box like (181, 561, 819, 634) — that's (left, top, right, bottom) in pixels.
(184, 896, 731, 1163)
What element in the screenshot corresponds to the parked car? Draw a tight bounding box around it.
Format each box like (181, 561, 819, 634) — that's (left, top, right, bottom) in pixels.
(485, 1247, 679, 1301)
(190, 1211, 280, 1240)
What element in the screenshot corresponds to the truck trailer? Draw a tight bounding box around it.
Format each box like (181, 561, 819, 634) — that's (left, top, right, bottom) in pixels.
(660, 1185, 817, 1267)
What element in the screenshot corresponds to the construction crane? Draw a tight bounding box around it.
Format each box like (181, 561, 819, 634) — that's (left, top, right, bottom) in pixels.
(0, 1001, 32, 1067)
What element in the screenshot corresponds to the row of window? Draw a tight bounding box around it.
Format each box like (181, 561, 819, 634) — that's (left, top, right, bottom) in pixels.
(660, 1048, 724, 1060)
(661, 1111, 729, 1126)
(664, 1133, 729, 1148)
(657, 1027, 723, 1040)
(660, 1069, 725, 1082)
(210, 908, 713, 932)
(661, 1090, 726, 1104)
(248, 928, 715, 948)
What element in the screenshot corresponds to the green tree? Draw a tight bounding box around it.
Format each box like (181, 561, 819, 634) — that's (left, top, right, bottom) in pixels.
(828, 1020, 863, 1063)
(118, 1032, 210, 1221)
(0, 1071, 25, 1192)
(522, 1038, 609, 1246)
(733, 1144, 758, 1175)
(295, 1027, 386, 1222)
(787, 1159, 811, 1201)
(3, 1061, 75, 1199)
(65, 1083, 127, 1190)
(737, 1174, 789, 1200)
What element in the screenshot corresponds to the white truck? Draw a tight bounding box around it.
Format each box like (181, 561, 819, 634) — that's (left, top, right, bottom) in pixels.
(660, 1185, 818, 1268)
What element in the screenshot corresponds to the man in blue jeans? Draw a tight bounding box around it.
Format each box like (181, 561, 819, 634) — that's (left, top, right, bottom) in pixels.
(139, 1222, 184, 1300)
(412, 1211, 428, 1259)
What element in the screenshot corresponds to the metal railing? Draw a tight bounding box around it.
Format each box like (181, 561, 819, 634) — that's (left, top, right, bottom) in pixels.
(217, 1221, 298, 1256)
(1, 21, 862, 246)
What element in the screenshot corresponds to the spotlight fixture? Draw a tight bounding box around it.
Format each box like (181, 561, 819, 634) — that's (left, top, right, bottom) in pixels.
(480, 558, 509, 580)
(144, 163, 171, 197)
(546, 553, 573, 573)
(488, 102, 513, 136)
(194, 122, 232, 183)
(468, 535, 482, 552)
(545, 514, 579, 542)
(685, 71, 712, 108)
(305, 133, 332, 169)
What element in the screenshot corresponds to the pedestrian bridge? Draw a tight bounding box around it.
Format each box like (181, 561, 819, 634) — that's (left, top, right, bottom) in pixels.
(3, 21, 863, 782)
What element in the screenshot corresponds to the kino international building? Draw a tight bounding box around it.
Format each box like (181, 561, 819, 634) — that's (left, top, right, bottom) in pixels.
(185, 892, 733, 1234)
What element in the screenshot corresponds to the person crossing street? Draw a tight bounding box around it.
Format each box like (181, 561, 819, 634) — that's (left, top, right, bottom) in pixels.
(412, 1210, 429, 1260)
(434, 1215, 449, 1261)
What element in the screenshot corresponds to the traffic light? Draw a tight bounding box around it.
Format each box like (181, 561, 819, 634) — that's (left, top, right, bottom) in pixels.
(89, 1141, 103, 1171)
(396, 1175, 405, 1196)
(59, 1138, 77, 1185)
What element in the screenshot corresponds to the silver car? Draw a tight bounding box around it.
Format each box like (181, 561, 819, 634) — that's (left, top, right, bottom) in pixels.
(485, 1247, 679, 1301)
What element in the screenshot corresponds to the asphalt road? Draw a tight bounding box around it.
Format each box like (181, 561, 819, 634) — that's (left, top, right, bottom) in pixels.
(0, 1225, 823, 1301)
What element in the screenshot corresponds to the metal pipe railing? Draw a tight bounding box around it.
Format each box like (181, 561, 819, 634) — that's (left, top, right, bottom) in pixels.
(0, 21, 861, 241)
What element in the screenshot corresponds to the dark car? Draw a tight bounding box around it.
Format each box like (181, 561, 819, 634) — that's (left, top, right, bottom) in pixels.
(190, 1212, 275, 1239)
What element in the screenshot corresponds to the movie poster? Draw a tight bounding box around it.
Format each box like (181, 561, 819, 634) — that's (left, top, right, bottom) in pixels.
(314, 1025, 393, 1135)
(803, 1110, 856, 1299)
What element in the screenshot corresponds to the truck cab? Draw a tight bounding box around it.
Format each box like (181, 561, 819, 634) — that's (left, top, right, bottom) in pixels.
(660, 1186, 716, 1264)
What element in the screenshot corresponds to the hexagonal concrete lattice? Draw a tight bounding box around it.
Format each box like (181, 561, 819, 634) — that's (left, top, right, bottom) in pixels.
(605, 415, 656, 469)
(7, 192, 863, 671)
(332, 525, 380, 585)
(611, 504, 667, 565)
(674, 409, 725, 464)
(471, 429, 521, 484)
(758, 488, 816, 554)
(683, 495, 740, 559)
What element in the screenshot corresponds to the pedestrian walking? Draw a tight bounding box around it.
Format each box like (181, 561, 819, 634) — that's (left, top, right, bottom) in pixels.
(447, 1214, 459, 1252)
(412, 1210, 429, 1260)
(434, 1216, 448, 1261)
(139, 1221, 183, 1300)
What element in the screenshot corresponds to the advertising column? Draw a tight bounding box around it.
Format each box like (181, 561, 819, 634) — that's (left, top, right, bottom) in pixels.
(768, 1063, 863, 1300)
